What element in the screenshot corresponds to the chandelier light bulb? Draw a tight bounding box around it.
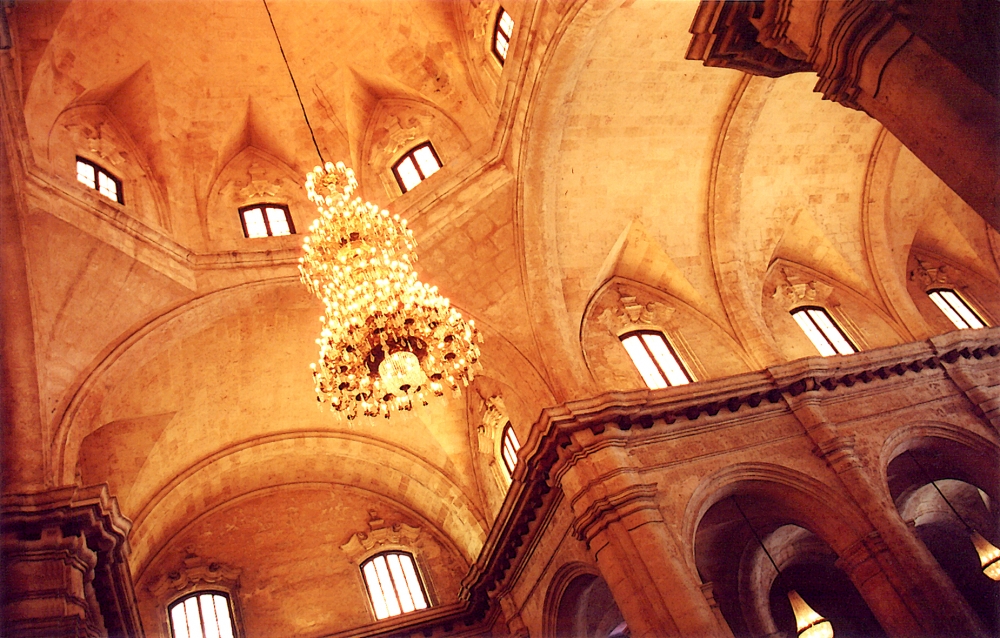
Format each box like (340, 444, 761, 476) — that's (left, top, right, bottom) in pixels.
(970, 531, 1000, 580)
(299, 162, 482, 419)
(787, 590, 833, 638)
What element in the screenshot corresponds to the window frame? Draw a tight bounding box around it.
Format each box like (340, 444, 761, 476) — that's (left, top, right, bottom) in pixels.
(238, 203, 295, 238)
(927, 288, 988, 330)
(167, 590, 238, 638)
(619, 330, 693, 390)
(360, 550, 431, 621)
(391, 142, 443, 194)
(790, 306, 858, 357)
(491, 7, 514, 65)
(500, 421, 520, 477)
(76, 156, 124, 205)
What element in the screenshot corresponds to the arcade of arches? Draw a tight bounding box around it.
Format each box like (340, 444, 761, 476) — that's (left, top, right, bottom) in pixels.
(2, 1, 999, 636)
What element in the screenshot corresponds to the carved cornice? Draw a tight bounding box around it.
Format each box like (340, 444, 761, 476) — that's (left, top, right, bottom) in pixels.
(571, 483, 661, 545)
(909, 258, 952, 291)
(597, 291, 674, 336)
(148, 551, 241, 600)
(686, 1, 812, 78)
(340, 510, 421, 564)
(458, 328, 1000, 624)
(772, 267, 835, 311)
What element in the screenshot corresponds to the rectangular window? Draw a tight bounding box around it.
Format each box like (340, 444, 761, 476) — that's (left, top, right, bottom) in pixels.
(928, 289, 987, 330)
(791, 307, 857, 356)
(239, 204, 295, 238)
(492, 8, 514, 64)
(620, 331, 692, 389)
(75, 156, 123, 204)
(362, 552, 429, 620)
(392, 142, 443, 194)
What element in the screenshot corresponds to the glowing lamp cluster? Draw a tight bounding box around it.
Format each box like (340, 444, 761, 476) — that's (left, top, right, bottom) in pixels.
(299, 162, 481, 419)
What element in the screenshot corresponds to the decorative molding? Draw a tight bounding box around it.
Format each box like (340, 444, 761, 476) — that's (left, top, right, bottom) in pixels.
(340, 510, 421, 564)
(237, 163, 282, 202)
(148, 550, 242, 600)
(82, 122, 127, 168)
(909, 258, 952, 291)
(597, 291, 675, 336)
(772, 267, 835, 311)
(478, 395, 508, 464)
(686, 0, 812, 78)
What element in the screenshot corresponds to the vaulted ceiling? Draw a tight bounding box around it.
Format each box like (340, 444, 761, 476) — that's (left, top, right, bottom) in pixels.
(5, 0, 1000, 635)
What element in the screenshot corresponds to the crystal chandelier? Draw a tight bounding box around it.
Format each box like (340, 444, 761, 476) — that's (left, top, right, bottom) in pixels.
(299, 162, 482, 419)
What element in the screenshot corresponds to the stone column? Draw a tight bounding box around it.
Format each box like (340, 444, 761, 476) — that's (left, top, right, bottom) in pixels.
(553, 427, 726, 638)
(784, 393, 987, 637)
(1, 485, 144, 637)
(687, 0, 1000, 231)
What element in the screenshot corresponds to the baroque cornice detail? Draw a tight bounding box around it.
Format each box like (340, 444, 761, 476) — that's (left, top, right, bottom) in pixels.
(148, 551, 241, 600)
(772, 267, 835, 311)
(340, 510, 421, 564)
(598, 292, 675, 336)
(458, 328, 1000, 631)
(908, 258, 952, 291)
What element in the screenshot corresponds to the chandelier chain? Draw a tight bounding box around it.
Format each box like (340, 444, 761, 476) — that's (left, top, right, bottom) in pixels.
(262, 0, 325, 166)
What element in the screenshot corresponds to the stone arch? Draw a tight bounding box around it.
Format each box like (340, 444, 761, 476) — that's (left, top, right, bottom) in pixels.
(49, 104, 168, 230)
(204, 146, 311, 245)
(51, 277, 301, 486)
(542, 562, 624, 638)
(687, 464, 888, 637)
(879, 422, 1000, 506)
(581, 277, 754, 392)
(685, 463, 874, 569)
(762, 259, 908, 359)
(359, 97, 471, 201)
(880, 425, 1000, 632)
(128, 432, 488, 580)
(514, 0, 632, 402)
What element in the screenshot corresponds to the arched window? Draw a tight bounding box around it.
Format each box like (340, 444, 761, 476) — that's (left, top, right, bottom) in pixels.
(500, 422, 520, 477)
(392, 142, 442, 193)
(168, 591, 236, 638)
(76, 156, 123, 204)
(239, 203, 294, 238)
(790, 306, 857, 357)
(619, 330, 692, 389)
(492, 7, 514, 64)
(361, 551, 429, 620)
(928, 288, 988, 330)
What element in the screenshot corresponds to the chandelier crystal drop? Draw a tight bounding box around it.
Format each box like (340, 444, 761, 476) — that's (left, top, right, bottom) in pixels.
(299, 162, 482, 419)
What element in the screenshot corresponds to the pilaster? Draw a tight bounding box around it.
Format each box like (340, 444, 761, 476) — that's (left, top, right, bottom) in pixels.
(553, 428, 725, 638)
(783, 393, 987, 637)
(1, 485, 144, 637)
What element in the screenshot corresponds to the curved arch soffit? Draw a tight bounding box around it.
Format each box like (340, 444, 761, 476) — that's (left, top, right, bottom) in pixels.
(683, 462, 875, 579)
(512, 0, 626, 399)
(763, 258, 908, 342)
(580, 275, 757, 378)
(52, 277, 308, 485)
(879, 421, 1000, 502)
(541, 561, 602, 638)
(129, 431, 488, 581)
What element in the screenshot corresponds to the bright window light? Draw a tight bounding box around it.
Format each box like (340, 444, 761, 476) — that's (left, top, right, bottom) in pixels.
(361, 552, 429, 620)
(239, 204, 294, 239)
(75, 156, 122, 204)
(392, 142, 443, 193)
(501, 422, 520, 476)
(492, 8, 514, 64)
(928, 289, 987, 330)
(76, 160, 96, 188)
(168, 592, 235, 638)
(790, 307, 857, 356)
(620, 331, 692, 389)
